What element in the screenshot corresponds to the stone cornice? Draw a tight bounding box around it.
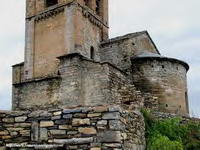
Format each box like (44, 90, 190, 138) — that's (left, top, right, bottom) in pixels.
(26, 1, 108, 28)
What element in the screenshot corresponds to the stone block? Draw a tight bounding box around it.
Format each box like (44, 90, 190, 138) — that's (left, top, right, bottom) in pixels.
(90, 148, 101, 150)
(78, 127, 97, 135)
(0, 131, 9, 136)
(87, 113, 101, 118)
(63, 109, 82, 114)
(53, 111, 62, 116)
(93, 106, 108, 113)
(31, 121, 39, 141)
(63, 114, 73, 119)
(103, 143, 122, 148)
(0, 146, 6, 150)
(51, 115, 61, 120)
(102, 112, 120, 120)
(50, 130, 66, 135)
(15, 116, 27, 122)
(109, 105, 122, 112)
(97, 131, 121, 143)
(67, 131, 78, 135)
(73, 113, 87, 118)
(97, 120, 107, 125)
(53, 137, 93, 144)
(109, 120, 124, 130)
(59, 125, 72, 130)
(55, 119, 70, 125)
(19, 130, 30, 136)
(14, 123, 31, 128)
(72, 119, 90, 126)
(2, 118, 14, 123)
(40, 128, 48, 141)
(40, 121, 54, 127)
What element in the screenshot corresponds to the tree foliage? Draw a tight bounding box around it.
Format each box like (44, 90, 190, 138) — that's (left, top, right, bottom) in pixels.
(142, 109, 200, 150)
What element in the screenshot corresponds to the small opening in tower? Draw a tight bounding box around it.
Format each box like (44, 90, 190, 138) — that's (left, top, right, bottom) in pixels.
(84, 0, 89, 7)
(90, 46, 95, 60)
(46, 0, 58, 7)
(96, 0, 101, 15)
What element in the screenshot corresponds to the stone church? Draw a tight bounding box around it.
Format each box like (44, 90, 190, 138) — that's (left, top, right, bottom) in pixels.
(0, 0, 190, 149)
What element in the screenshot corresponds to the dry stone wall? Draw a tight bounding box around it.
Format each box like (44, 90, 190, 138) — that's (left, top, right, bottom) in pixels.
(0, 105, 145, 150)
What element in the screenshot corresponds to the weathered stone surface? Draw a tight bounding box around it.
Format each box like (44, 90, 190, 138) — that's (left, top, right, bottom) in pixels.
(103, 143, 122, 148)
(0, 131, 9, 135)
(50, 130, 66, 135)
(53, 137, 93, 144)
(31, 121, 39, 141)
(97, 120, 107, 125)
(40, 121, 54, 127)
(53, 111, 62, 116)
(63, 114, 73, 119)
(72, 119, 90, 126)
(15, 116, 27, 122)
(14, 123, 31, 128)
(97, 131, 122, 143)
(73, 113, 87, 118)
(90, 148, 101, 150)
(19, 130, 30, 136)
(87, 113, 101, 118)
(55, 119, 70, 125)
(78, 127, 97, 135)
(40, 128, 48, 141)
(2, 118, 14, 123)
(51, 115, 61, 120)
(59, 125, 72, 130)
(102, 112, 120, 120)
(63, 109, 82, 114)
(109, 120, 124, 130)
(0, 146, 6, 150)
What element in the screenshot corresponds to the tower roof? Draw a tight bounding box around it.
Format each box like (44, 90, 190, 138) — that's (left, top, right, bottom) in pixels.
(132, 51, 189, 71)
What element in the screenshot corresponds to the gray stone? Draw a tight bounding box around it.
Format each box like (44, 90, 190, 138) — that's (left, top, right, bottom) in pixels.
(15, 116, 27, 122)
(102, 112, 120, 120)
(40, 128, 48, 141)
(31, 121, 39, 141)
(53, 137, 93, 144)
(50, 130, 66, 135)
(97, 120, 107, 125)
(109, 120, 124, 130)
(51, 115, 61, 120)
(63, 114, 73, 119)
(55, 119, 70, 125)
(97, 131, 122, 143)
(63, 109, 82, 114)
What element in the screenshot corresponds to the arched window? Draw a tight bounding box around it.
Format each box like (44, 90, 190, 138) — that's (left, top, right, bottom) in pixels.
(90, 46, 95, 60)
(46, 0, 58, 7)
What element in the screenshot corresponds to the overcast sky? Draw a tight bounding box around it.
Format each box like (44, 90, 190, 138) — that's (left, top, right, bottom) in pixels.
(0, 0, 199, 117)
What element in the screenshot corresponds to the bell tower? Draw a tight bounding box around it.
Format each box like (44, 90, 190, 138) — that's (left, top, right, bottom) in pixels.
(24, 0, 109, 79)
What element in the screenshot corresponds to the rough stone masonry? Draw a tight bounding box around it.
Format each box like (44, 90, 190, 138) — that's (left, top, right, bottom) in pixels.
(0, 0, 191, 149)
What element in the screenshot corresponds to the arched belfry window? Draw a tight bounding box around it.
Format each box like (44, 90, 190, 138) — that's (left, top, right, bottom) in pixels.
(90, 46, 95, 60)
(46, 0, 58, 7)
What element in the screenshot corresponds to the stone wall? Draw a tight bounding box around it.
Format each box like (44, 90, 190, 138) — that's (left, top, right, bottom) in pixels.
(131, 58, 189, 115)
(100, 31, 159, 74)
(13, 53, 151, 111)
(0, 105, 145, 150)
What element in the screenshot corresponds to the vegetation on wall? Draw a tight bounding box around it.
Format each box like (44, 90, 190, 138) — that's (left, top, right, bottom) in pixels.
(142, 109, 200, 150)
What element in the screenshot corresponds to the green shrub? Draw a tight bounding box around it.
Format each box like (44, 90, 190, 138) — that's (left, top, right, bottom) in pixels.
(142, 109, 200, 150)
